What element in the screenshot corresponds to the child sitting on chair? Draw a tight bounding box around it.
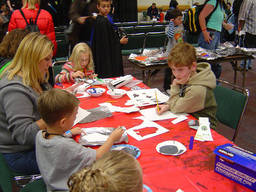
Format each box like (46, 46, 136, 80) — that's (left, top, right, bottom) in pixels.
(68, 150, 143, 192)
(55, 42, 97, 83)
(36, 88, 124, 191)
(157, 43, 217, 129)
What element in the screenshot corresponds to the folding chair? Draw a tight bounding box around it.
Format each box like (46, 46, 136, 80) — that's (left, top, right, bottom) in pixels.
(0, 153, 41, 192)
(142, 31, 168, 52)
(19, 178, 46, 192)
(52, 60, 67, 78)
(119, 26, 135, 34)
(213, 79, 249, 141)
(121, 33, 145, 56)
(134, 25, 154, 34)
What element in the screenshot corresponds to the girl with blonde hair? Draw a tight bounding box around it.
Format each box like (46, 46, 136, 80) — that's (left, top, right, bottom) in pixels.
(0, 32, 53, 175)
(55, 42, 96, 83)
(68, 150, 143, 192)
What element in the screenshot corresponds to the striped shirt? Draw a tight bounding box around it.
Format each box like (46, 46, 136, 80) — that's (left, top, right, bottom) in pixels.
(238, 0, 256, 35)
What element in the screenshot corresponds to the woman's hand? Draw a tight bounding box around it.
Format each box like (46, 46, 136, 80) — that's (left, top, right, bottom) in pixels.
(120, 36, 128, 44)
(72, 71, 85, 79)
(156, 104, 169, 115)
(202, 30, 212, 44)
(223, 22, 234, 31)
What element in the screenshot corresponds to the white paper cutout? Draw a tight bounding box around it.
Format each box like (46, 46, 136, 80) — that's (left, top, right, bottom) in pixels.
(73, 107, 91, 126)
(194, 117, 213, 141)
(126, 88, 169, 107)
(140, 107, 178, 121)
(126, 116, 169, 141)
(171, 116, 188, 124)
(99, 103, 140, 113)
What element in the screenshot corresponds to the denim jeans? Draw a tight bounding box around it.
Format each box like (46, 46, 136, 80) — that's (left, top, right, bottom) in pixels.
(3, 150, 40, 175)
(198, 30, 222, 79)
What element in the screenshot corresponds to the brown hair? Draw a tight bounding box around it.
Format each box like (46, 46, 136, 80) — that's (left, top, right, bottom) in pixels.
(169, 9, 182, 19)
(0, 29, 30, 58)
(168, 42, 197, 67)
(68, 150, 143, 192)
(38, 88, 79, 126)
(97, 0, 111, 5)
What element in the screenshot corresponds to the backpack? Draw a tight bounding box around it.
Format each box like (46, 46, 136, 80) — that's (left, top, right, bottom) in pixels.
(183, 0, 219, 35)
(19, 9, 41, 32)
(232, 0, 243, 16)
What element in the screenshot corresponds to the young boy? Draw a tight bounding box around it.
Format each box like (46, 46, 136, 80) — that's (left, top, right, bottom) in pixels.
(164, 9, 184, 91)
(36, 88, 124, 191)
(91, 0, 128, 78)
(157, 43, 217, 129)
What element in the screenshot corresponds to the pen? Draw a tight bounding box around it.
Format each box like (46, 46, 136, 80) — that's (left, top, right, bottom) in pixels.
(155, 90, 159, 112)
(96, 76, 104, 83)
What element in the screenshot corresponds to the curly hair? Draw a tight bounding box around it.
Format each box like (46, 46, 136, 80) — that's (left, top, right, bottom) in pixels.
(68, 150, 143, 192)
(0, 29, 30, 58)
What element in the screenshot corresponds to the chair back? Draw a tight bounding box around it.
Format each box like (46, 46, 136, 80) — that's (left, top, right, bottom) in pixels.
(19, 178, 46, 192)
(121, 33, 145, 55)
(213, 80, 249, 141)
(53, 60, 66, 78)
(142, 31, 167, 51)
(0, 153, 14, 192)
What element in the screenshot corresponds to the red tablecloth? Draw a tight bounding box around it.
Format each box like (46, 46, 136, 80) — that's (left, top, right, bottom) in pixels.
(56, 82, 253, 192)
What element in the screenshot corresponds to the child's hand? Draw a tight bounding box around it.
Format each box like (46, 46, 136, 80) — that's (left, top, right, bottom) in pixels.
(72, 71, 85, 79)
(89, 73, 98, 79)
(109, 126, 124, 142)
(156, 104, 169, 115)
(77, 16, 88, 24)
(70, 127, 84, 136)
(120, 37, 128, 45)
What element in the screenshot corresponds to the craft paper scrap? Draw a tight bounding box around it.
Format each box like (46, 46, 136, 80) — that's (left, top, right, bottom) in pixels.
(139, 107, 178, 121)
(126, 88, 169, 107)
(171, 115, 188, 124)
(194, 117, 213, 141)
(73, 107, 91, 126)
(127, 116, 169, 141)
(76, 92, 90, 98)
(99, 102, 139, 113)
(78, 106, 112, 123)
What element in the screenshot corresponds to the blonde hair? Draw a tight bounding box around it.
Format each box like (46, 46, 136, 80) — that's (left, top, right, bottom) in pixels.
(38, 88, 79, 126)
(0, 32, 53, 93)
(68, 151, 143, 192)
(168, 42, 197, 67)
(69, 42, 94, 72)
(22, 0, 40, 9)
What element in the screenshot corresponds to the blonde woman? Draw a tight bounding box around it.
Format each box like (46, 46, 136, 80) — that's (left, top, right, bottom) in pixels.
(55, 42, 96, 83)
(8, 0, 57, 56)
(0, 32, 53, 175)
(68, 150, 143, 192)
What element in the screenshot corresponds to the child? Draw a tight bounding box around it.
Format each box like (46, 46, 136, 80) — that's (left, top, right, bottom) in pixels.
(68, 150, 143, 192)
(91, 0, 128, 78)
(158, 8, 164, 23)
(164, 9, 184, 91)
(36, 88, 124, 191)
(55, 42, 96, 83)
(157, 43, 217, 129)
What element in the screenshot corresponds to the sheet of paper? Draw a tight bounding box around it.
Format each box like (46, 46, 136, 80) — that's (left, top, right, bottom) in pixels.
(73, 107, 91, 126)
(126, 88, 169, 107)
(127, 116, 169, 141)
(99, 103, 139, 113)
(140, 107, 178, 121)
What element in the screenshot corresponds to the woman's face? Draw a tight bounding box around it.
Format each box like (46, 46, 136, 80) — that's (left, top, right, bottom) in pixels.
(79, 53, 90, 68)
(38, 52, 53, 76)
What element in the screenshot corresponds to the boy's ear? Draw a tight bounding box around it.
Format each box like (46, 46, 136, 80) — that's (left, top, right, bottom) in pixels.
(191, 62, 197, 71)
(59, 117, 66, 129)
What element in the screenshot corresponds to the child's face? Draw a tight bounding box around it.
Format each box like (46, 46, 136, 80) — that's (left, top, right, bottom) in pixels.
(79, 53, 90, 68)
(169, 63, 196, 84)
(173, 16, 183, 26)
(97, 1, 111, 16)
(62, 106, 78, 132)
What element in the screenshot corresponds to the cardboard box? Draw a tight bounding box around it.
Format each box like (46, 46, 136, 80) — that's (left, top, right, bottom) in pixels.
(214, 144, 256, 191)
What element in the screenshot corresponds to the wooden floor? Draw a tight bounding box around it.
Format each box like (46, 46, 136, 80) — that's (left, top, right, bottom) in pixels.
(123, 56, 256, 153)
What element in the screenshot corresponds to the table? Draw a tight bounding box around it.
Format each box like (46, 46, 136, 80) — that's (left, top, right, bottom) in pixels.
(60, 81, 253, 192)
(128, 54, 253, 88)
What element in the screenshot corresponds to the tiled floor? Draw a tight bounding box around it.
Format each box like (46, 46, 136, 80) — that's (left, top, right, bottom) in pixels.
(123, 56, 256, 153)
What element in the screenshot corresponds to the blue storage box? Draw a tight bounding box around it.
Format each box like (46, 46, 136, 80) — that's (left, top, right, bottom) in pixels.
(214, 143, 256, 191)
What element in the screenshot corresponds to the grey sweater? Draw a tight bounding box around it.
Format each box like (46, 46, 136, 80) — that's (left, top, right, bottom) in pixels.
(36, 131, 96, 191)
(0, 76, 41, 153)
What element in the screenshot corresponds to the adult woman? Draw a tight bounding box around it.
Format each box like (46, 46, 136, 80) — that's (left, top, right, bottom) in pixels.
(8, 0, 57, 56)
(0, 32, 53, 175)
(198, 0, 232, 78)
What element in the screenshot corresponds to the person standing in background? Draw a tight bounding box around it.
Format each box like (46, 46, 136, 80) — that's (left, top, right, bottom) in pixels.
(238, 0, 256, 70)
(6, 0, 22, 12)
